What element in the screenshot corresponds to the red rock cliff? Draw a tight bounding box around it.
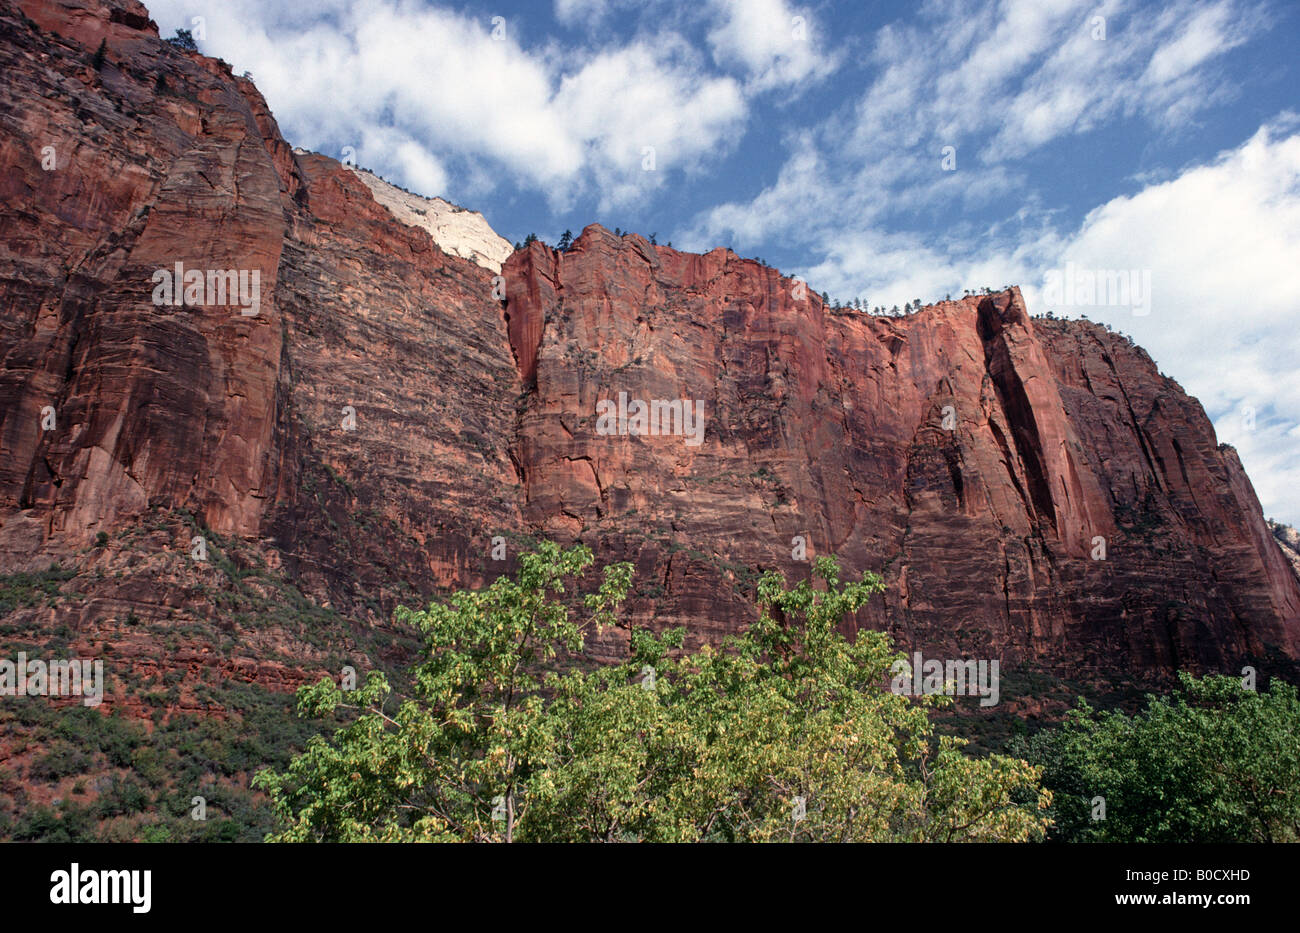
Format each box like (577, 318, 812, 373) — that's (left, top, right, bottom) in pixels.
(502, 232, 1300, 675)
(1, 0, 1296, 692)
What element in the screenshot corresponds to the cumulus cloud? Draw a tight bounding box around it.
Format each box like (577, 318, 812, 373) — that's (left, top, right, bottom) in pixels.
(554, 38, 746, 211)
(148, 0, 745, 210)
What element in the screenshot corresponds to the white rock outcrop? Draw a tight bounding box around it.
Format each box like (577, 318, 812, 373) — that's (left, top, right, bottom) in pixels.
(341, 163, 513, 273)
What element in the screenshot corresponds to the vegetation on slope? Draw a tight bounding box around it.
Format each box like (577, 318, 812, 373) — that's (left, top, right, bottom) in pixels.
(256, 543, 1052, 842)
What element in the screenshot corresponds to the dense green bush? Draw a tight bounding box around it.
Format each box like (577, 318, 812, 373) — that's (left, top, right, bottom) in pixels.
(1016, 673, 1300, 842)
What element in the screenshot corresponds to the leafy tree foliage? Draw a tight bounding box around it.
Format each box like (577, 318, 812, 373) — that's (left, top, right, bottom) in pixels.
(1017, 673, 1300, 842)
(256, 543, 1050, 842)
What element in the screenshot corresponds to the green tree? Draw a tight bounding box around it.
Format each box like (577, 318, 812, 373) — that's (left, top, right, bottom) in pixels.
(257, 544, 1050, 842)
(1018, 673, 1300, 842)
(255, 542, 627, 842)
(166, 29, 198, 52)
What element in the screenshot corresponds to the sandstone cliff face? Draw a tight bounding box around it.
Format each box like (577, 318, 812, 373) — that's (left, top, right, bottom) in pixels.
(1, 0, 1296, 705)
(0, 0, 288, 554)
(0, 0, 522, 600)
(502, 234, 1300, 673)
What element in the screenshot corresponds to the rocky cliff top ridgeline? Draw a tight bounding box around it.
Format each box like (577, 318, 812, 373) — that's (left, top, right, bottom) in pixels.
(1, 0, 1297, 721)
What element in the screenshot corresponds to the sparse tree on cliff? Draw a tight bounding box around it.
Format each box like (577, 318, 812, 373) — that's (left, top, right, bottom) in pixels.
(166, 29, 198, 52)
(558, 230, 573, 251)
(256, 544, 1051, 842)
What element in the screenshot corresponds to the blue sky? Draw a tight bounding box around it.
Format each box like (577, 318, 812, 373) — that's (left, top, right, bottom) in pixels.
(147, 0, 1300, 526)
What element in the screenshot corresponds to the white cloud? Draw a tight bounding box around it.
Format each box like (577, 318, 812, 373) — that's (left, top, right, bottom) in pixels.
(705, 0, 838, 92)
(384, 133, 450, 198)
(147, 0, 746, 210)
(554, 38, 746, 211)
(1143, 0, 1250, 86)
(688, 0, 1266, 257)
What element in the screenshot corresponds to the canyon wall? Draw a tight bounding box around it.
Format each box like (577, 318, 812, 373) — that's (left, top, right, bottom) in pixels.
(503, 232, 1300, 675)
(1, 0, 1296, 698)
